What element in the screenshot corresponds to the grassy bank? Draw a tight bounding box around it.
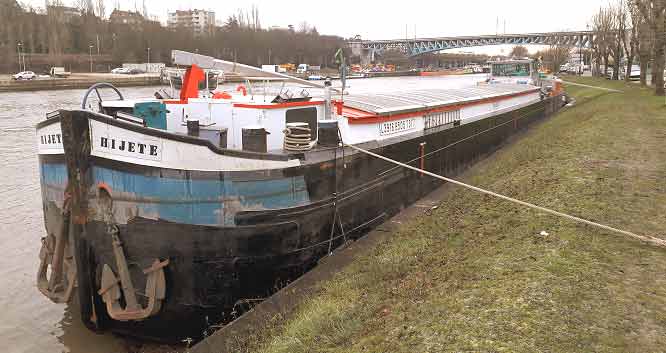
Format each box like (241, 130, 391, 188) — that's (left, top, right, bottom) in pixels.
(241, 77, 666, 353)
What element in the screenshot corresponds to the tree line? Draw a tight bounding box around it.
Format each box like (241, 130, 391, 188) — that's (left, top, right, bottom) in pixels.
(0, 0, 346, 74)
(590, 0, 665, 96)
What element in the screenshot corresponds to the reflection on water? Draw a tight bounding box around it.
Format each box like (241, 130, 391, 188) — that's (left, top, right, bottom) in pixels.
(56, 298, 126, 353)
(0, 74, 485, 353)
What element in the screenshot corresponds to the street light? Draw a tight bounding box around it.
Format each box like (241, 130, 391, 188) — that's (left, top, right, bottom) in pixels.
(17, 42, 22, 72)
(578, 34, 582, 76)
(584, 24, 590, 76)
(147, 47, 151, 66)
(89, 45, 94, 73)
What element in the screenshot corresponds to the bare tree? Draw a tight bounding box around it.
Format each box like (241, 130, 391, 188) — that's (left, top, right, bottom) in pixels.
(96, 0, 106, 19)
(635, 1, 653, 85)
(537, 44, 571, 73)
(74, 0, 94, 15)
(592, 6, 616, 77)
(636, 0, 666, 96)
(609, 1, 627, 80)
(298, 21, 311, 33)
(0, 3, 345, 73)
(510, 45, 529, 58)
(250, 4, 260, 31)
(625, 0, 642, 81)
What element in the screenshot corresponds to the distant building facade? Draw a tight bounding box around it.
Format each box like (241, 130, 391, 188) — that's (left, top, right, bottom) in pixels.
(109, 10, 145, 26)
(167, 9, 215, 35)
(46, 5, 80, 21)
(269, 25, 294, 32)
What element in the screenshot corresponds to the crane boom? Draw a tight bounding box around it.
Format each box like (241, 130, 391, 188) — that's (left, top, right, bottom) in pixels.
(171, 50, 334, 91)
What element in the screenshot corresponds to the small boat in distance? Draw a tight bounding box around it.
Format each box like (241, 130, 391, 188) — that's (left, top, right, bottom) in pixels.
(35, 52, 566, 341)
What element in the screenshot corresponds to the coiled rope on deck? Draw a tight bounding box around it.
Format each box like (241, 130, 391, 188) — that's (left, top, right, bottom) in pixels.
(284, 123, 314, 151)
(345, 143, 666, 249)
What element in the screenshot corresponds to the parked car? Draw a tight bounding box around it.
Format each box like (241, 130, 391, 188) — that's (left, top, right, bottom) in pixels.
(128, 68, 145, 75)
(619, 65, 641, 81)
(12, 71, 36, 80)
(567, 65, 581, 75)
(605, 68, 614, 79)
(111, 67, 130, 74)
(49, 67, 71, 78)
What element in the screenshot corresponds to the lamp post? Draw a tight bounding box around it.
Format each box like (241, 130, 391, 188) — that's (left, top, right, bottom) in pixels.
(89, 45, 94, 73)
(581, 24, 589, 76)
(17, 42, 22, 72)
(147, 47, 151, 66)
(578, 34, 582, 75)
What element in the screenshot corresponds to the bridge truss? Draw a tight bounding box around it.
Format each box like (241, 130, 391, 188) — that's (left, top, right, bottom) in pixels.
(349, 32, 595, 57)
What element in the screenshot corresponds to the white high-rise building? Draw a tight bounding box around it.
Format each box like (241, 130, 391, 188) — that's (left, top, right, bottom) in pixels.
(167, 9, 215, 35)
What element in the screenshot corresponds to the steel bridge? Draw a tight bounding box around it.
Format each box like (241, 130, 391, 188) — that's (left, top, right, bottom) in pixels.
(349, 31, 594, 59)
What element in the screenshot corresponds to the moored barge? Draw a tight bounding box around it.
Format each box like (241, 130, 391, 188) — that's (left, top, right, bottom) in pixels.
(36, 51, 565, 341)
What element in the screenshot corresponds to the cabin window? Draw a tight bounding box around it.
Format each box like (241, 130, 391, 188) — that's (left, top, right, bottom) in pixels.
(492, 63, 531, 77)
(199, 73, 219, 91)
(424, 110, 460, 130)
(286, 107, 318, 140)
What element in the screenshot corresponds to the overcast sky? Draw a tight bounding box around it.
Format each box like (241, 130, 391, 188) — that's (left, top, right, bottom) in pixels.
(125, 0, 602, 37)
(27, 0, 606, 54)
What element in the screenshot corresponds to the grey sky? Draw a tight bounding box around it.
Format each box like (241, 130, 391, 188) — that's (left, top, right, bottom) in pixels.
(27, 0, 605, 54)
(129, 0, 602, 37)
(28, 0, 605, 38)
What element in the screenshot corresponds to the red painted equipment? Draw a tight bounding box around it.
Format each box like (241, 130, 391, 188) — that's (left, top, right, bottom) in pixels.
(179, 64, 205, 102)
(236, 85, 247, 96)
(213, 92, 232, 99)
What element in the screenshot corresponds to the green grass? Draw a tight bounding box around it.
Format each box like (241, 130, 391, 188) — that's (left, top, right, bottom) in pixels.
(248, 77, 666, 353)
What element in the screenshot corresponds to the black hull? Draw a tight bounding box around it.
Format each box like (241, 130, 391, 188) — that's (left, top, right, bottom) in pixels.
(44, 96, 564, 341)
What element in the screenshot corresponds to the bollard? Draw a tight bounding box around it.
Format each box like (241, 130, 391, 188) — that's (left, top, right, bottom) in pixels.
(218, 128, 228, 149)
(242, 127, 269, 153)
(187, 119, 200, 137)
(317, 120, 339, 147)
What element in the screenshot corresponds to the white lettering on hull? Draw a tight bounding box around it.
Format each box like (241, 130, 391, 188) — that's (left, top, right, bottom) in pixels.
(96, 135, 162, 161)
(379, 118, 417, 136)
(36, 123, 64, 154)
(88, 119, 300, 171)
(91, 121, 163, 162)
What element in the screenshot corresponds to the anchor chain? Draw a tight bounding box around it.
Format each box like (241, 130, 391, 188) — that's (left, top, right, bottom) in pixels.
(97, 223, 169, 321)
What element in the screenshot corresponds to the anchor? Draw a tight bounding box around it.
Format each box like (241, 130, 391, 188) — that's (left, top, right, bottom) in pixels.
(97, 224, 168, 321)
(37, 197, 77, 303)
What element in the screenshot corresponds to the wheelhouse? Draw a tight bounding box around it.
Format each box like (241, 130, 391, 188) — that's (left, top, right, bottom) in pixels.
(489, 59, 540, 86)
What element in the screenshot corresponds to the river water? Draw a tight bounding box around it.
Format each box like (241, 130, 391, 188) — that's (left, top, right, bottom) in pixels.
(0, 74, 486, 353)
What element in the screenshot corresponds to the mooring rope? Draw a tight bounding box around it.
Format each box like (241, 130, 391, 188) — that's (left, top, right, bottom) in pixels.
(345, 143, 666, 249)
(377, 104, 546, 178)
(560, 80, 624, 93)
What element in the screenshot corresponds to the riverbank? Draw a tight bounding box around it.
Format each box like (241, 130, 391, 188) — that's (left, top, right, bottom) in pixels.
(202, 77, 666, 352)
(0, 73, 161, 92)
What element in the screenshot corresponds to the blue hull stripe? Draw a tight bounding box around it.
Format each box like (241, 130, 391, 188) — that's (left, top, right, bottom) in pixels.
(40, 162, 310, 225)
